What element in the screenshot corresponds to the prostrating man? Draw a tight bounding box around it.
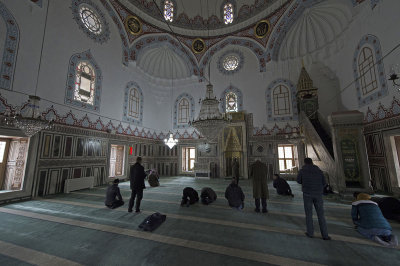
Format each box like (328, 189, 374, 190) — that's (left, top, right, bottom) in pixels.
(297, 158, 331, 240)
(200, 187, 217, 205)
(273, 174, 294, 197)
(128, 157, 147, 213)
(105, 179, 124, 209)
(225, 178, 245, 210)
(251, 160, 269, 213)
(181, 187, 199, 207)
(352, 193, 398, 247)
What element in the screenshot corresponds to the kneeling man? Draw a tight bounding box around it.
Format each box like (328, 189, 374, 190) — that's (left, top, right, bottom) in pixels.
(105, 179, 124, 209)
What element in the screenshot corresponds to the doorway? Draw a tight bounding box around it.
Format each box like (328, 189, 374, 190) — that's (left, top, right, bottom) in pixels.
(0, 137, 29, 191)
(109, 145, 125, 177)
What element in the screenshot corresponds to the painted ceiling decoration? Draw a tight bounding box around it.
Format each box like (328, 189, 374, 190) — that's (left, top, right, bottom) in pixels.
(104, 0, 356, 80)
(119, 0, 287, 34)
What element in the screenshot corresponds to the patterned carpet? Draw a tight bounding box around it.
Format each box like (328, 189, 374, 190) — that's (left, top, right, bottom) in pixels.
(0, 177, 398, 266)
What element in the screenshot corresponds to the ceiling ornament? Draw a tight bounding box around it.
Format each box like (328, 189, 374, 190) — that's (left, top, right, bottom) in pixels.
(192, 38, 206, 54)
(254, 20, 271, 38)
(125, 15, 142, 35)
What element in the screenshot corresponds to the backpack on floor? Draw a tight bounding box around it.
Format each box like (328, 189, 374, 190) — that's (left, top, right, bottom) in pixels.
(138, 212, 166, 232)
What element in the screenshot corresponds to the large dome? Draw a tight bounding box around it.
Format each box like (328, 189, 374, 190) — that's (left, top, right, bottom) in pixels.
(118, 0, 287, 37)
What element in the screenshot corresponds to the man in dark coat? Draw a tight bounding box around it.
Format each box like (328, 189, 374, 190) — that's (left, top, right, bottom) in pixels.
(297, 158, 331, 240)
(232, 158, 240, 185)
(273, 174, 294, 197)
(105, 179, 124, 209)
(251, 160, 269, 213)
(128, 157, 147, 213)
(181, 187, 199, 207)
(225, 178, 245, 209)
(201, 187, 217, 205)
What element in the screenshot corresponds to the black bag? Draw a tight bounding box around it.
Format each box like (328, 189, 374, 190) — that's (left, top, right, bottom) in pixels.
(138, 212, 166, 232)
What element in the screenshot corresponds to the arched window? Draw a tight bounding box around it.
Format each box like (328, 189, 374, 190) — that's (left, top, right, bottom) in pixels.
(178, 98, 189, 124)
(353, 35, 388, 107)
(129, 88, 140, 118)
(123, 81, 143, 125)
(223, 3, 234, 24)
(226, 92, 238, 112)
(273, 85, 290, 115)
(66, 51, 102, 111)
(358, 47, 378, 96)
(163, 0, 174, 22)
(174, 93, 194, 129)
(74, 61, 95, 105)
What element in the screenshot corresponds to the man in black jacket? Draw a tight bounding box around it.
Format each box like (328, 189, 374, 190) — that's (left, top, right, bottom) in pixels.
(273, 174, 294, 197)
(128, 157, 147, 213)
(105, 179, 124, 209)
(225, 178, 245, 209)
(201, 187, 217, 205)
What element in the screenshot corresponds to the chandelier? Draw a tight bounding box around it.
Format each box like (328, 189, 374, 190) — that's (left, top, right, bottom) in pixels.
(190, 83, 229, 141)
(164, 133, 178, 149)
(1, 95, 52, 137)
(389, 64, 400, 92)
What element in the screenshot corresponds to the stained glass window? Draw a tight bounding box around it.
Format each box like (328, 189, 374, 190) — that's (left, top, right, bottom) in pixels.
(273, 85, 291, 115)
(223, 3, 234, 24)
(129, 88, 140, 118)
(358, 47, 378, 95)
(178, 98, 189, 124)
(164, 0, 174, 22)
(74, 61, 95, 105)
(223, 55, 239, 71)
(226, 92, 238, 112)
(79, 5, 102, 35)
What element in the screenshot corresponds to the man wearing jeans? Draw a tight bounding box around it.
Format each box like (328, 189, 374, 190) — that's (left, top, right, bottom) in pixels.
(128, 157, 147, 213)
(297, 158, 331, 240)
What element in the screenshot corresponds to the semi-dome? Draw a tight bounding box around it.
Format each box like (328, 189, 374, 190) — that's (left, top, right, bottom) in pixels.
(279, 0, 353, 60)
(137, 46, 192, 80)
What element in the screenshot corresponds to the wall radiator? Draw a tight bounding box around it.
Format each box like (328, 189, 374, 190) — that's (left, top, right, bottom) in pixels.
(64, 176, 94, 193)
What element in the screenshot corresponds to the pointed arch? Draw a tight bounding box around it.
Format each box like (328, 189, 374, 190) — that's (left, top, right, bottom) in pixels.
(0, 2, 19, 90)
(220, 85, 243, 113)
(174, 93, 195, 129)
(266, 79, 298, 122)
(353, 34, 388, 107)
(123, 81, 144, 125)
(65, 50, 102, 112)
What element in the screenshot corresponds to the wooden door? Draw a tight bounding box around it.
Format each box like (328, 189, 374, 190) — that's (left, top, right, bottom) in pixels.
(3, 139, 29, 190)
(115, 146, 124, 176)
(0, 139, 10, 189)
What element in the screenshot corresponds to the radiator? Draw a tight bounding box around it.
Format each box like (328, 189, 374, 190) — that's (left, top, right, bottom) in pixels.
(64, 176, 94, 193)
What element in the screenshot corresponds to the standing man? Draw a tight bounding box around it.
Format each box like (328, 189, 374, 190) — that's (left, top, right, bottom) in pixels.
(128, 157, 147, 213)
(251, 160, 269, 213)
(232, 157, 240, 185)
(297, 158, 331, 240)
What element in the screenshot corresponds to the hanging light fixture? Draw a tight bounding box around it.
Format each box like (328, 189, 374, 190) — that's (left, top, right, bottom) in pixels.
(189, 0, 229, 141)
(389, 64, 400, 92)
(13, 95, 52, 137)
(164, 133, 178, 149)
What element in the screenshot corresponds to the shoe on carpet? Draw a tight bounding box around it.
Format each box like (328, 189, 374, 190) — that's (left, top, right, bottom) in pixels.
(254, 208, 260, 213)
(262, 209, 268, 213)
(135, 209, 140, 213)
(128, 209, 132, 213)
(305, 232, 313, 238)
(323, 236, 331, 240)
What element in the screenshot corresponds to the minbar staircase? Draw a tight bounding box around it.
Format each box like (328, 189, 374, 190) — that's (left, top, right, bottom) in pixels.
(311, 119, 334, 159)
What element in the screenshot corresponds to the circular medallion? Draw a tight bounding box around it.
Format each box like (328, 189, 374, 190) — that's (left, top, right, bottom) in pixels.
(254, 20, 270, 38)
(125, 15, 142, 35)
(256, 145, 264, 153)
(192, 38, 206, 54)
